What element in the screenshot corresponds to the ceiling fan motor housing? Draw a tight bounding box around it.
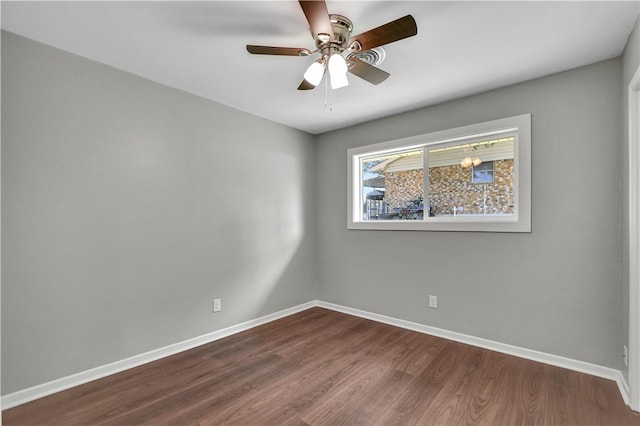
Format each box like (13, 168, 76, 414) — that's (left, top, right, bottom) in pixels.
(328, 14, 353, 48)
(314, 15, 354, 59)
(321, 14, 386, 67)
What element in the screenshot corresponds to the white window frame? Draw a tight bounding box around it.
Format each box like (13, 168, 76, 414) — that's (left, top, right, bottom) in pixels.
(347, 114, 531, 232)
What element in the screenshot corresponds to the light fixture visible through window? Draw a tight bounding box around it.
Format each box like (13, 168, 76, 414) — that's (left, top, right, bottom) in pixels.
(460, 157, 482, 168)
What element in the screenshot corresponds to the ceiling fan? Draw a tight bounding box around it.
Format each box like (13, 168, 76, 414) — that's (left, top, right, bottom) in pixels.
(246, 1, 417, 91)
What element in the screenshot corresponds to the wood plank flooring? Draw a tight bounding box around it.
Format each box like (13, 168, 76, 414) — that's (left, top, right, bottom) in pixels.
(4, 307, 639, 425)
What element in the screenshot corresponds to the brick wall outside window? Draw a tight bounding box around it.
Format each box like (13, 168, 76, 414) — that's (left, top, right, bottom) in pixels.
(382, 159, 514, 215)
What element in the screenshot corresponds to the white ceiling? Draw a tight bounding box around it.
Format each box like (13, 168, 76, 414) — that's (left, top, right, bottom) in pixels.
(2, 1, 639, 134)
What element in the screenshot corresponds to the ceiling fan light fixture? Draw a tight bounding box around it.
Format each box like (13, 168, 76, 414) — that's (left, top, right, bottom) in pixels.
(328, 53, 349, 89)
(328, 52, 347, 75)
(303, 60, 325, 86)
(330, 72, 349, 89)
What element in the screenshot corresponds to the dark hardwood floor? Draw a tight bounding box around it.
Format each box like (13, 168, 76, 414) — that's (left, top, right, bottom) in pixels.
(4, 307, 639, 425)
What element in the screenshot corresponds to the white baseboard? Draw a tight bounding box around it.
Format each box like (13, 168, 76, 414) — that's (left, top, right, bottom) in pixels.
(1, 301, 316, 410)
(2, 299, 631, 412)
(617, 371, 631, 407)
(316, 301, 630, 408)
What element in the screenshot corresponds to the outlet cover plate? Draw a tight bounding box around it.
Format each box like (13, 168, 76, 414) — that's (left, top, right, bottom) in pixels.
(429, 295, 437, 309)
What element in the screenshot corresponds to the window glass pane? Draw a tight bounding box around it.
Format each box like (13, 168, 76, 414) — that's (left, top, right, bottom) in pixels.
(427, 137, 515, 217)
(472, 161, 494, 183)
(360, 149, 424, 220)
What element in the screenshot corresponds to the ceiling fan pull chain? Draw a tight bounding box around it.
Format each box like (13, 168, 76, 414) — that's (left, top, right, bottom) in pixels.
(324, 74, 333, 111)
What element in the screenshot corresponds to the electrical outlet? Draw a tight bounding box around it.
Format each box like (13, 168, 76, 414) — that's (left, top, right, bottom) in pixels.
(429, 295, 437, 309)
(623, 345, 629, 367)
(213, 298, 222, 313)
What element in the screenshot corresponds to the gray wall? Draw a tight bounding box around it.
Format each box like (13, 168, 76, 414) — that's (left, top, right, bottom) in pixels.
(316, 58, 623, 369)
(1, 31, 317, 394)
(622, 15, 640, 383)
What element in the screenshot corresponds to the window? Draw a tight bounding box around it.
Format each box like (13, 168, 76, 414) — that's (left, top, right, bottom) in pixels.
(472, 161, 494, 184)
(347, 114, 531, 232)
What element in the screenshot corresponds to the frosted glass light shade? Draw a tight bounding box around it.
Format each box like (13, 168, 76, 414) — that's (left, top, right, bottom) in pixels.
(328, 53, 348, 89)
(330, 73, 349, 89)
(328, 53, 347, 75)
(303, 61, 325, 86)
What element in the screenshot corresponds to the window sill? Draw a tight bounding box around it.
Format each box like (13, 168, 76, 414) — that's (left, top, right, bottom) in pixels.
(348, 216, 530, 233)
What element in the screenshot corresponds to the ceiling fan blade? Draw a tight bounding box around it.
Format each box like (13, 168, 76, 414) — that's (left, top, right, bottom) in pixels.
(348, 15, 417, 51)
(348, 57, 390, 85)
(246, 45, 312, 56)
(299, 0, 334, 42)
(297, 79, 316, 90)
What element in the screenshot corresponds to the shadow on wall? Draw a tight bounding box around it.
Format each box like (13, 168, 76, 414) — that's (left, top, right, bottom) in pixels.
(212, 148, 306, 318)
